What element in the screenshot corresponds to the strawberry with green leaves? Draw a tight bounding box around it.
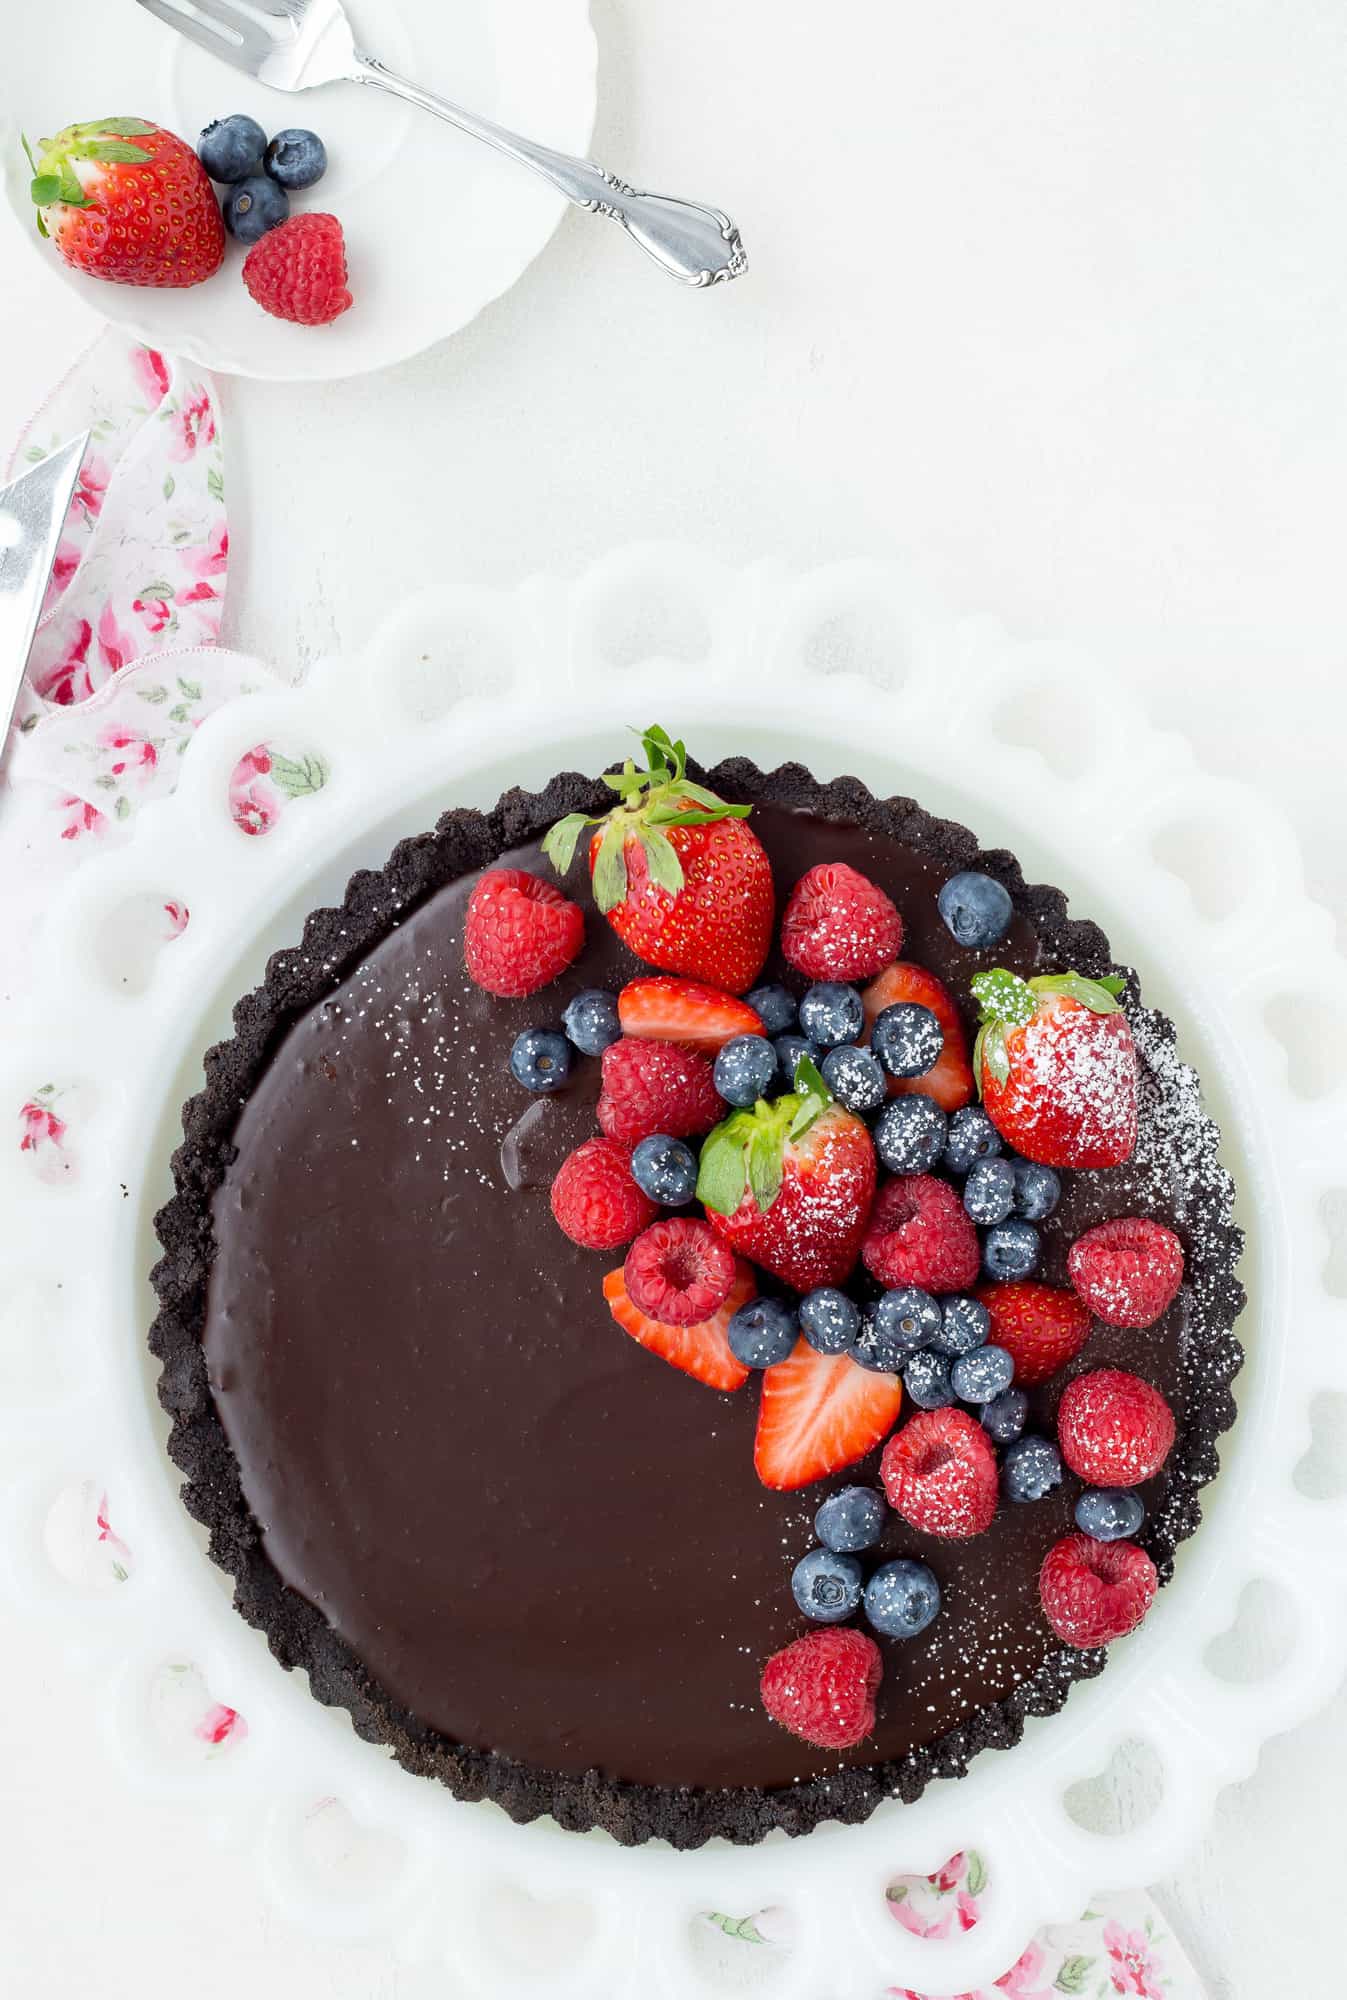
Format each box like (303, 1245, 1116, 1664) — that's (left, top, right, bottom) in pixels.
(25, 119, 224, 288)
(543, 726, 773, 995)
(972, 968, 1138, 1169)
(697, 1057, 877, 1291)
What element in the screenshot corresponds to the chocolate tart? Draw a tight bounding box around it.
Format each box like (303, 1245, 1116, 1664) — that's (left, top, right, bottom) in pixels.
(150, 759, 1244, 1848)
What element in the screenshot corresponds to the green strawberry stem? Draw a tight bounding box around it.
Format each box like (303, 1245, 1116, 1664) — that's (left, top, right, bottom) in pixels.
(25, 120, 157, 218)
(971, 967, 1127, 1090)
(697, 1056, 832, 1216)
(541, 724, 752, 914)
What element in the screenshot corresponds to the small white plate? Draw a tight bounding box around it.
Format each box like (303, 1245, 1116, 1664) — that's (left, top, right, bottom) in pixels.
(0, 0, 596, 381)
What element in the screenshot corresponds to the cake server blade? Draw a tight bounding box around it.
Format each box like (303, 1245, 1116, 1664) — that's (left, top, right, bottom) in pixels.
(0, 432, 89, 738)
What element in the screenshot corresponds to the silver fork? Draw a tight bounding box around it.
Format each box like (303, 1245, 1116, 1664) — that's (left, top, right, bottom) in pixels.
(134, 0, 747, 287)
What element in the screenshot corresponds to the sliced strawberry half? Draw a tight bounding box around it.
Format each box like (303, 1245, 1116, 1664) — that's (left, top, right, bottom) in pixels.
(862, 961, 974, 1113)
(618, 976, 763, 1056)
(754, 1340, 903, 1491)
(602, 1260, 754, 1391)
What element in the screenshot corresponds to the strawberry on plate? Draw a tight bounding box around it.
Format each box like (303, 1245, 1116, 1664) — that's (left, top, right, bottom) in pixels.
(543, 726, 773, 993)
(698, 1057, 877, 1290)
(971, 968, 1137, 1168)
(617, 976, 762, 1057)
(603, 1258, 754, 1391)
(754, 1338, 903, 1489)
(26, 119, 224, 287)
(780, 863, 903, 982)
(862, 961, 974, 1113)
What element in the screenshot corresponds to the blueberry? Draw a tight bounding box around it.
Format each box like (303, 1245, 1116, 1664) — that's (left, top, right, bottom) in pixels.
(864, 1559, 941, 1639)
(798, 1287, 860, 1355)
(950, 1343, 1015, 1403)
(871, 1002, 943, 1078)
(774, 1033, 823, 1090)
(1075, 1488, 1145, 1542)
(930, 1293, 990, 1358)
(263, 127, 328, 191)
(1010, 1159, 1061, 1221)
(1003, 1434, 1064, 1503)
(792, 1545, 864, 1623)
(714, 1034, 777, 1107)
(963, 1156, 1016, 1225)
(903, 1350, 955, 1409)
(981, 1218, 1041, 1281)
(855, 1287, 940, 1372)
(873, 1094, 947, 1174)
(223, 173, 290, 243)
(942, 1105, 1003, 1174)
(508, 1027, 572, 1093)
(814, 1484, 886, 1553)
(198, 113, 267, 183)
(820, 1044, 887, 1115)
(746, 983, 797, 1037)
(561, 987, 620, 1056)
(727, 1297, 799, 1370)
(630, 1134, 698, 1206)
(798, 982, 864, 1049)
(937, 870, 1014, 949)
(981, 1387, 1029, 1443)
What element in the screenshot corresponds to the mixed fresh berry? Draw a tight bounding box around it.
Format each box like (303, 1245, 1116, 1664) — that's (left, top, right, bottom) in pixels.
(596, 1037, 720, 1144)
(972, 968, 1138, 1168)
(242, 211, 352, 326)
(264, 128, 328, 191)
(224, 174, 289, 245)
(197, 114, 267, 185)
(780, 863, 903, 982)
(464, 867, 584, 998)
(759, 1626, 882, 1749)
(1039, 1533, 1158, 1648)
(1067, 1217, 1185, 1328)
(550, 1137, 658, 1252)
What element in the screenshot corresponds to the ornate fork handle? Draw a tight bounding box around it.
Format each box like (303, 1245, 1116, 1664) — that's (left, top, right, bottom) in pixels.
(352, 53, 746, 287)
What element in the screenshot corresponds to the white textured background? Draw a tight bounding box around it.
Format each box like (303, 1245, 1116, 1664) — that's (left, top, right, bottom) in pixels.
(2, 4, 1345, 1996)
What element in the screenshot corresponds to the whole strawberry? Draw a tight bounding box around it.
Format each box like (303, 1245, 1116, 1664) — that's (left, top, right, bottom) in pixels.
(26, 120, 224, 287)
(697, 1058, 876, 1290)
(543, 727, 772, 994)
(976, 1281, 1092, 1387)
(971, 968, 1138, 1169)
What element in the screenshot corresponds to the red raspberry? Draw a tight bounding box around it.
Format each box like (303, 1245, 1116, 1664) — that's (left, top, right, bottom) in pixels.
(550, 1137, 657, 1251)
(881, 1407, 998, 1538)
(463, 868, 584, 998)
(1040, 1533, 1158, 1648)
(596, 1037, 721, 1145)
(780, 863, 903, 982)
(242, 213, 353, 326)
(862, 1174, 980, 1292)
(1057, 1369, 1176, 1487)
(1067, 1217, 1185, 1329)
(623, 1219, 737, 1326)
(976, 1282, 1092, 1387)
(759, 1627, 882, 1749)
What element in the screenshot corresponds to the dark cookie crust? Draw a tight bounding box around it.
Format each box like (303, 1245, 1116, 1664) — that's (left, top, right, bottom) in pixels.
(150, 760, 1244, 1847)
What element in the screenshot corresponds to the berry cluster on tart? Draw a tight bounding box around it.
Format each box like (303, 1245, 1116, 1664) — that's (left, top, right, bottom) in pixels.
(151, 733, 1244, 1846)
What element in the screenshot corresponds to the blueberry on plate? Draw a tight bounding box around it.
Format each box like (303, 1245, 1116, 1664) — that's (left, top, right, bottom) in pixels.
(198, 113, 267, 183)
(630, 1134, 698, 1206)
(950, 1343, 1014, 1404)
(745, 982, 797, 1037)
(937, 870, 1014, 949)
(864, 1558, 941, 1638)
(1003, 1434, 1064, 1503)
(727, 1297, 799, 1370)
(942, 1104, 1002, 1174)
(815, 1484, 886, 1553)
(508, 1027, 572, 1093)
(980, 1387, 1028, 1443)
(873, 1093, 947, 1174)
(223, 174, 290, 243)
(798, 1286, 860, 1355)
(773, 1033, 823, 1090)
(792, 1546, 864, 1623)
(798, 981, 864, 1049)
(871, 1001, 943, 1078)
(714, 1033, 777, 1107)
(561, 987, 620, 1056)
(929, 1293, 990, 1358)
(264, 127, 328, 191)
(1075, 1488, 1145, 1542)
(903, 1349, 954, 1410)
(981, 1218, 1041, 1281)
(1010, 1158, 1061, 1221)
(854, 1287, 940, 1372)
(820, 1044, 887, 1114)
(963, 1155, 1016, 1226)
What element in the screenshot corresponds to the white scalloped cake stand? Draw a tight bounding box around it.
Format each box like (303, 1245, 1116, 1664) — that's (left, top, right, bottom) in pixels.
(3, 545, 1345, 1998)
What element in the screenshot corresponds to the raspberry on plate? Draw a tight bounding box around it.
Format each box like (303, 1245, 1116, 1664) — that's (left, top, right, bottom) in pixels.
(1039, 1532, 1158, 1647)
(242, 212, 353, 325)
(881, 1407, 999, 1538)
(976, 1281, 1092, 1387)
(759, 1626, 882, 1749)
(597, 1038, 721, 1145)
(624, 1218, 736, 1326)
(862, 1174, 980, 1293)
(1067, 1217, 1185, 1328)
(780, 863, 903, 982)
(464, 867, 584, 998)
(550, 1137, 657, 1251)
(1057, 1369, 1176, 1487)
